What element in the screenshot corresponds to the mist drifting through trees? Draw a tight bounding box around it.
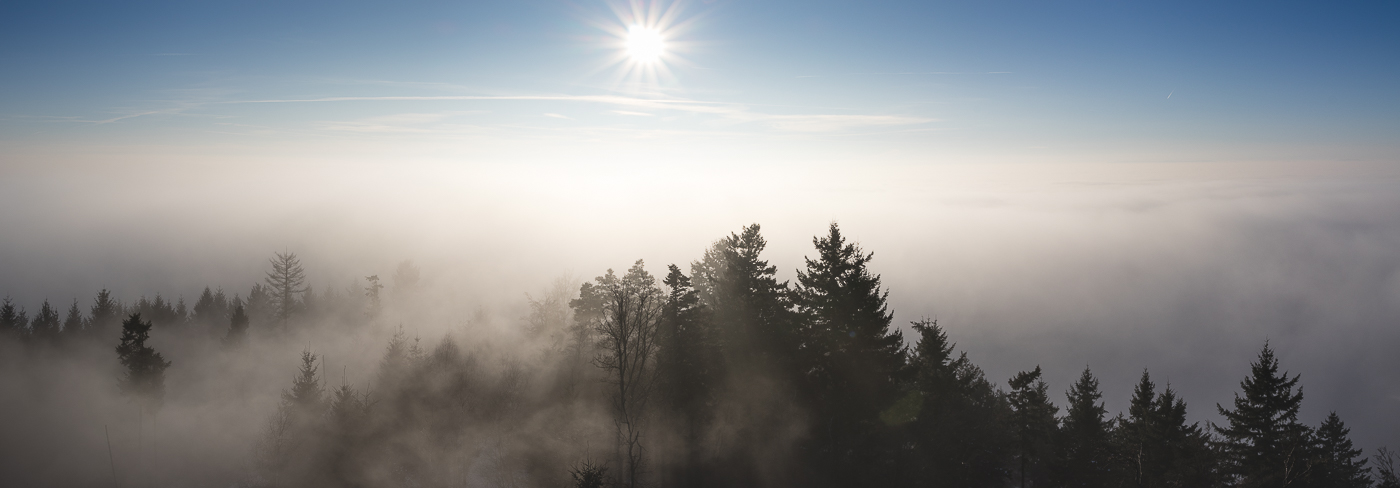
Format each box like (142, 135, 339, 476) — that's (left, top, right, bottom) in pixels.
(0, 221, 1395, 488)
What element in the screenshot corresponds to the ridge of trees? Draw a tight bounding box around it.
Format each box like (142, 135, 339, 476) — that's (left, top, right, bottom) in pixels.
(0, 230, 1393, 488)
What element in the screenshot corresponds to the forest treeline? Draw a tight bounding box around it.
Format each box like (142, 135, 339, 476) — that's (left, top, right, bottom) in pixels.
(1, 224, 1397, 488)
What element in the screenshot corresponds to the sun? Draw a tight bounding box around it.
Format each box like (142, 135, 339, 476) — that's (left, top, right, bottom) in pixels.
(625, 25, 665, 64)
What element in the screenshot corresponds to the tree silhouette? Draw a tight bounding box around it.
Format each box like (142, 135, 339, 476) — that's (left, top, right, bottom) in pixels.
(265, 251, 308, 328)
(224, 299, 249, 346)
(88, 289, 122, 339)
(115, 313, 172, 409)
(1217, 343, 1313, 488)
(1053, 367, 1112, 488)
(577, 260, 664, 488)
(1, 297, 29, 337)
(1009, 366, 1058, 488)
(63, 300, 85, 337)
(795, 222, 905, 485)
(905, 318, 1013, 488)
(1311, 412, 1370, 488)
(31, 299, 61, 341)
(193, 287, 230, 327)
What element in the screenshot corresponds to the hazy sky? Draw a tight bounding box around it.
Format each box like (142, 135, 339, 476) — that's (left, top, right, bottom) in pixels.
(2, 0, 1399, 453)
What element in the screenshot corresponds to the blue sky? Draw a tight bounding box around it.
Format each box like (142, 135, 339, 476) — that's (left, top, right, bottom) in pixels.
(3, 0, 1397, 168)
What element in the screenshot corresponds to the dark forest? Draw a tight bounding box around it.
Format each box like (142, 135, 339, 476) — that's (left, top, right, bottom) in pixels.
(0, 223, 1394, 488)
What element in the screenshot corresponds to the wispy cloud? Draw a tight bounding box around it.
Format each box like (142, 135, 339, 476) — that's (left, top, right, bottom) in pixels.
(221, 93, 932, 133)
(543, 113, 571, 119)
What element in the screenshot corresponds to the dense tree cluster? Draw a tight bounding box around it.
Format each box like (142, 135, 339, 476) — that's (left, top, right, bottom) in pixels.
(0, 230, 1393, 488)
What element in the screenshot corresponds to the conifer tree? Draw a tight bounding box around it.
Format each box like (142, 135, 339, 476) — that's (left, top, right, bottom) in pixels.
(691, 224, 800, 375)
(193, 287, 230, 327)
(1, 297, 29, 336)
(904, 318, 1014, 488)
(89, 289, 122, 339)
(1216, 343, 1314, 488)
(224, 300, 249, 346)
(794, 223, 905, 484)
(115, 314, 172, 409)
(63, 300, 85, 336)
(1053, 367, 1112, 488)
(655, 264, 717, 486)
(265, 252, 308, 328)
(1311, 412, 1370, 488)
(31, 299, 61, 341)
(1009, 366, 1058, 488)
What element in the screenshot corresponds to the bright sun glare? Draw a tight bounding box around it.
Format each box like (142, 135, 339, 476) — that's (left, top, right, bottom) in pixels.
(625, 25, 665, 63)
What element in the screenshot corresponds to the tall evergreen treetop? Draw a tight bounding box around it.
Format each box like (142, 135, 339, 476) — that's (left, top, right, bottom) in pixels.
(31, 299, 61, 340)
(63, 300, 85, 336)
(1054, 367, 1112, 488)
(0, 297, 27, 336)
(690, 224, 798, 373)
(1009, 366, 1059, 488)
(265, 251, 308, 326)
(1312, 412, 1370, 488)
(89, 289, 122, 338)
(115, 313, 172, 410)
(796, 222, 904, 388)
(1217, 343, 1312, 488)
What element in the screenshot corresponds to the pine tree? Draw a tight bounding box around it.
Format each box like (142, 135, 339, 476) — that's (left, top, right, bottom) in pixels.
(1, 297, 29, 336)
(1009, 366, 1058, 488)
(794, 223, 905, 485)
(1216, 343, 1314, 488)
(1311, 412, 1370, 488)
(1053, 367, 1112, 488)
(63, 300, 85, 336)
(31, 299, 61, 341)
(691, 224, 800, 376)
(904, 318, 1014, 488)
(115, 313, 172, 410)
(89, 289, 122, 339)
(265, 252, 308, 328)
(192, 287, 230, 327)
(655, 264, 717, 487)
(224, 299, 249, 346)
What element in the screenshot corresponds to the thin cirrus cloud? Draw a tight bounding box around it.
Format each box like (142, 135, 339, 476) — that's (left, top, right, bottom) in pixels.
(220, 93, 933, 133)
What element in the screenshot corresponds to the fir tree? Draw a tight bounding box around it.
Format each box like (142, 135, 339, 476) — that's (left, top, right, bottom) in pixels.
(115, 313, 172, 410)
(1311, 412, 1370, 488)
(1053, 367, 1112, 488)
(192, 287, 230, 327)
(1, 297, 29, 336)
(904, 318, 1014, 488)
(1009, 366, 1058, 488)
(265, 251, 308, 328)
(1216, 343, 1313, 488)
(89, 289, 122, 339)
(30, 299, 61, 341)
(63, 300, 85, 337)
(655, 264, 718, 487)
(224, 299, 249, 346)
(794, 223, 905, 485)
